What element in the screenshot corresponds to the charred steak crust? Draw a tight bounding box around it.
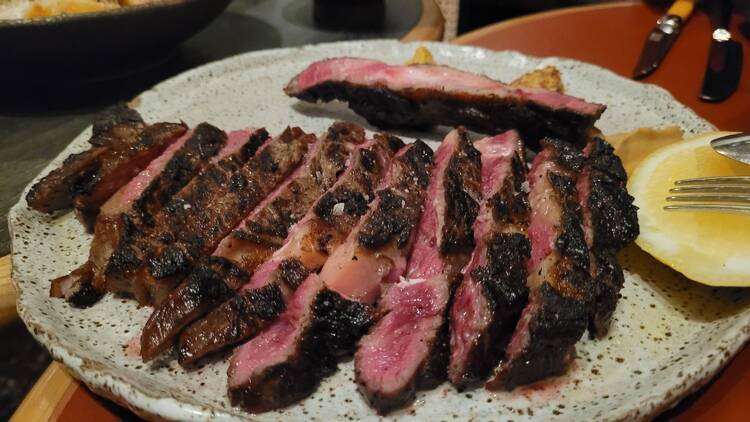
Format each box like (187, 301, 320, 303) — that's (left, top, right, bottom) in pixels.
(457, 233, 531, 385)
(49, 263, 100, 308)
(550, 173, 590, 274)
(26, 148, 106, 213)
(278, 259, 310, 291)
(495, 282, 588, 390)
(72, 122, 188, 231)
(312, 289, 376, 357)
(178, 283, 285, 366)
(586, 138, 639, 251)
(229, 338, 336, 413)
(139, 257, 248, 361)
(326, 121, 366, 145)
(235, 135, 351, 243)
(589, 249, 625, 337)
(358, 140, 434, 250)
(143, 128, 311, 288)
(581, 137, 638, 337)
(176, 137, 391, 366)
(477, 234, 531, 311)
(132, 123, 227, 226)
(314, 188, 369, 224)
(357, 189, 417, 249)
(545, 149, 591, 301)
(293, 81, 600, 149)
(441, 129, 481, 255)
(237, 128, 271, 164)
(491, 156, 531, 225)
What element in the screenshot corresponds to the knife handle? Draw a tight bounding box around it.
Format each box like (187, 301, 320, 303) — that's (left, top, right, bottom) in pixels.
(668, 0, 697, 21)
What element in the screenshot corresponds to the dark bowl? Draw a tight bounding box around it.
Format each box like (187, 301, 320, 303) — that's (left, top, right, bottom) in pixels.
(0, 0, 232, 78)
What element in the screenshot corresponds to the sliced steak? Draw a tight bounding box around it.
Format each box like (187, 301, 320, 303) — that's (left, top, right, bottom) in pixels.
(177, 136, 396, 366)
(355, 128, 481, 414)
(50, 124, 236, 306)
(26, 104, 145, 214)
(27, 105, 189, 231)
(139, 123, 362, 361)
(448, 131, 531, 389)
(285, 58, 606, 148)
(577, 137, 638, 337)
(72, 121, 190, 230)
(103, 127, 294, 302)
(227, 140, 434, 412)
(134, 127, 314, 305)
(486, 138, 591, 391)
(213, 122, 365, 273)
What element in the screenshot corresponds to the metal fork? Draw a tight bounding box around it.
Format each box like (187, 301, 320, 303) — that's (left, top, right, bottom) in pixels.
(665, 176, 750, 214)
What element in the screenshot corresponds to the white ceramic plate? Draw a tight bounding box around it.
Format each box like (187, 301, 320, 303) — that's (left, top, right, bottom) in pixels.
(11, 40, 749, 421)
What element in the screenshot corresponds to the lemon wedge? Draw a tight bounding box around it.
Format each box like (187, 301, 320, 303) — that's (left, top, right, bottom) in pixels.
(628, 131, 750, 286)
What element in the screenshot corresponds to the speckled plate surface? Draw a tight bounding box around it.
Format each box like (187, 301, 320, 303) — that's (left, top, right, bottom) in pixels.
(10, 40, 749, 421)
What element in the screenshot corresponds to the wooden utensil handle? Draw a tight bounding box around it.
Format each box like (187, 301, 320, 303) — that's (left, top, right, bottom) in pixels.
(668, 0, 696, 21)
(0, 255, 18, 325)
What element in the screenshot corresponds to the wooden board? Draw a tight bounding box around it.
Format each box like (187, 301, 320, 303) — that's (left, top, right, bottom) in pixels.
(0, 255, 16, 325)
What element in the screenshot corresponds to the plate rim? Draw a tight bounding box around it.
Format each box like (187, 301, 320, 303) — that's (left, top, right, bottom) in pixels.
(12, 39, 744, 422)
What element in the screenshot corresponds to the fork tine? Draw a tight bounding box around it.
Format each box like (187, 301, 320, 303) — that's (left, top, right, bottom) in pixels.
(669, 185, 750, 194)
(664, 204, 750, 214)
(674, 176, 750, 185)
(666, 194, 750, 204)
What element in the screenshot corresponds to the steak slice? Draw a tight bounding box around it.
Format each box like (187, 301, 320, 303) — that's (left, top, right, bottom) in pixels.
(132, 127, 315, 305)
(49, 124, 236, 306)
(285, 58, 606, 148)
(355, 128, 481, 414)
(580, 137, 639, 251)
(26, 104, 145, 214)
(139, 123, 362, 361)
(102, 127, 286, 301)
(577, 137, 638, 337)
(356, 275, 451, 414)
(227, 274, 333, 412)
(486, 138, 591, 391)
(71, 121, 192, 230)
(213, 122, 365, 273)
(319, 140, 435, 307)
(227, 140, 434, 412)
(177, 135, 396, 366)
(448, 131, 531, 389)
